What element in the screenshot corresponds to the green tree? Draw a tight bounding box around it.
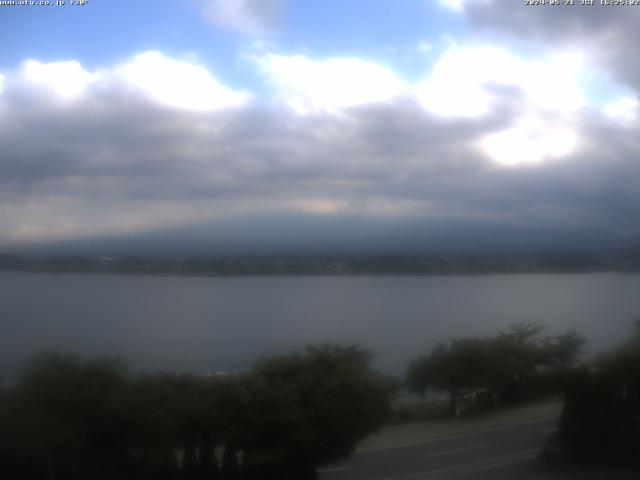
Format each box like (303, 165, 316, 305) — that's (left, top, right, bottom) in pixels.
(241, 345, 392, 479)
(407, 338, 492, 415)
(488, 323, 547, 402)
(2, 345, 391, 479)
(557, 322, 640, 468)
(541, 330, 586, 370)
(125, 373, 222, 480)
(8, 352, 132, 480)
(407, 323, 586, 414)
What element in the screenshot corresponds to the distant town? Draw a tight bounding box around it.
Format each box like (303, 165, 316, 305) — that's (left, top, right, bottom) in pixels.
(1, 252, 640, 276)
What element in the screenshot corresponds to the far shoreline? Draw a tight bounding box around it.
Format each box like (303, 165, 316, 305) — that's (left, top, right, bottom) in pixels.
(1, 268, 639, 279)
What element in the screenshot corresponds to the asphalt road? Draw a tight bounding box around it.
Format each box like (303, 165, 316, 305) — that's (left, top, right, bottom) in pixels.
(319, 414, 560, 480)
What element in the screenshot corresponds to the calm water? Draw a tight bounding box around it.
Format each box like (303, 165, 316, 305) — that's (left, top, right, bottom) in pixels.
(1, 272, 639, 377)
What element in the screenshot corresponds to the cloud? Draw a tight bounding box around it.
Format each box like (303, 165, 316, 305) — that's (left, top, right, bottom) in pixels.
(257, 53, 409, 114)
(116, 51, 251, 111)
(480, 115, 578, 167)
(193, 0, 282, 36)
(438, 0, 487, 12)
(460, 1, 640, 92)
(415, 43, 586, 166)
(604, 96, 638, 123)
(439, 0, 464, 11)
(417, 45, 585, 119)
(417, 41, 433, 55)
(3, 52, 249, 113)
(0, 49, 639, 246)
(20, 60, 99, 100)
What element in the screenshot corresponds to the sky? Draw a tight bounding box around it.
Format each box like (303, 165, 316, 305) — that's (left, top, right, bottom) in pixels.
(0, 0, 639, 252)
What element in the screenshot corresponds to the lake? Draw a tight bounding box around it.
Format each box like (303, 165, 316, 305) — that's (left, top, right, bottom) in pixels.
(1, 271, 639, 377)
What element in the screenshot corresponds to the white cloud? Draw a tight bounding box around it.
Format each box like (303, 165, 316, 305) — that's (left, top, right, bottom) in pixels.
(258, 54, 409, 114)
(527, 52, 586, 112)
(481, 115, 578, 167)
(417, 41, 433, 54)
(21, 60, 99, 100)
(0, 73, 4, 95)
(5, 53, 250, 112)
(438, 0, 487, 12)
(439, 0, 465, 11)
(116, 51, 251, 111)
(604, 96, 638, 123)
(417, 45, 585, 118)
(417, 46, 513, 118)
(194, 0, 281, 36)
(457, 0, 640, 96)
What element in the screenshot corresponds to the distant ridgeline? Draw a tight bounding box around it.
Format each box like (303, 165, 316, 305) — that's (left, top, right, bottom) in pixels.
(1, 252, 640, 275)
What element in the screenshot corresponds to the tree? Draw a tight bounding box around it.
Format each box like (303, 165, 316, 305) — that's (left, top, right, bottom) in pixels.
(125, 373, 223, 480)
(8, 352, 132, 479)
(487, 323, 547, 402)
(241, 345, 392, 479)
(407, 323, 586, 414)
(2, 345, 391, 479)
(0, 379, 21, 478)
(556, 322, 640, 468)
(407, 338, 493, 416)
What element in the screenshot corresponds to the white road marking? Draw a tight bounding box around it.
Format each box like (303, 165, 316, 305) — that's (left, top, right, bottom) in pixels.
(542, 427, 557, 433)
(423, 443, 486, 459)
(380, 449, 540, 480)
(357, 414, 559, 454)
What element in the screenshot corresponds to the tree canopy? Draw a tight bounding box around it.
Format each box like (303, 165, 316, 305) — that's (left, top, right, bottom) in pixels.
(0, 345, 391, 480)
(554, 321, 640, 469)
(406, 323, 585, 415)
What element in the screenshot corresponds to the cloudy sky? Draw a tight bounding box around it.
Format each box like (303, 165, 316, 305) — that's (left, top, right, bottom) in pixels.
(0, 0, 639, 250)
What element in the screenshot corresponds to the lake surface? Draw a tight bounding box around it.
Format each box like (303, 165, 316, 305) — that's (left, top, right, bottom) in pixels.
(1, 272, 639, 377)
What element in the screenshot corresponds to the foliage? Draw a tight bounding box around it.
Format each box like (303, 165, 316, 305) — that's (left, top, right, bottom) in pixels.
(5, 353, 132, 479)
(407, 338, 493, 414)
(557, 322, 640, 468)
(406, 323, 585, 414)
(244, 345, 391, 470)
(559, 368, 640, 468)
(0, 345, 392, 479)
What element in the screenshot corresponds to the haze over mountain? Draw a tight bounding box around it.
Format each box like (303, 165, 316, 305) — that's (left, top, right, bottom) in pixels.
(6, 214, 636, 259)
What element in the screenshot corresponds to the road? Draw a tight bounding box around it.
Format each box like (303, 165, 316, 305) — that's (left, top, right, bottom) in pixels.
(319, 414, 560, 480)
